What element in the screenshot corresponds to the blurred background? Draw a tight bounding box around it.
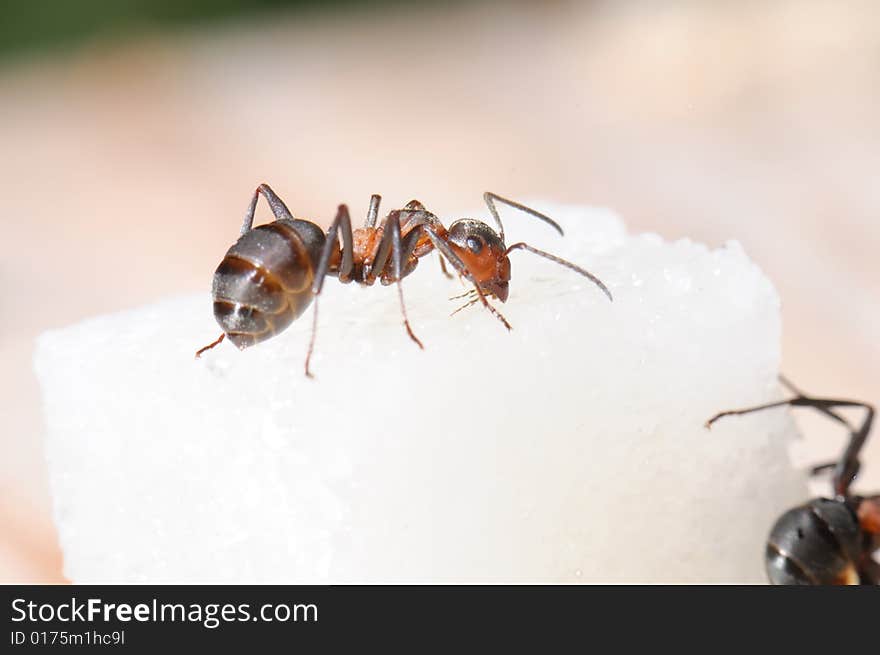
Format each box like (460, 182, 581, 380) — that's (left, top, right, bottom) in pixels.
(2, 0, 878, 582)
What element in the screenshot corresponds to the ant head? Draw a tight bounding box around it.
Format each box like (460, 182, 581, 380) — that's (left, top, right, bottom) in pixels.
(447, 219, 510, 302)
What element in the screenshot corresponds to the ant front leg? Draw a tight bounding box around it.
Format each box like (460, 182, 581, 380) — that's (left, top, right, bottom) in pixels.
(421, 226, 512, 331)
(398, 202, 453, 280)
(438, 255, 454, 279)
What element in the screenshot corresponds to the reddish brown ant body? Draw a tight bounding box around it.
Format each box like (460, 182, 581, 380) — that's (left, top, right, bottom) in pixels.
(196, 184, 612, 376)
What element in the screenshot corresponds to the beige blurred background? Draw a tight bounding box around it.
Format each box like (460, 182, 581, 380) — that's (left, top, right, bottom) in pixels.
(1, 0, 878, 582)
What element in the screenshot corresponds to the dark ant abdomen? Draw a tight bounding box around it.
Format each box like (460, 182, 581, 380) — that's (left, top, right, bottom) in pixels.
(765, 498, 862, 585)
(212, 219, 325, 349)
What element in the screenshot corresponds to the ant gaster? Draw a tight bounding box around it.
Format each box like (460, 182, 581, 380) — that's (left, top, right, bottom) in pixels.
(706, 377, 879, 585)
(196, 184, 612, 376)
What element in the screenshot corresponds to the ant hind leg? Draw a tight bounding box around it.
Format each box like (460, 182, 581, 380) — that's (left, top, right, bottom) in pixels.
(241, 183, 295, 235)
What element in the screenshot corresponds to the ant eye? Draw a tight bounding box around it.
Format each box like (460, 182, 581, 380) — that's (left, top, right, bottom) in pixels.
(466, 236, 484, 254)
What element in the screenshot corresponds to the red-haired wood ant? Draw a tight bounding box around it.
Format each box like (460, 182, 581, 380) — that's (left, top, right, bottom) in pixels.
(196, 184, 612, 376)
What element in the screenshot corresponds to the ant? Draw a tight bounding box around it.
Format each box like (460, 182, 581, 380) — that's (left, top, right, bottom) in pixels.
(196, 184, 612, 376)
(706, 376, 879, 584)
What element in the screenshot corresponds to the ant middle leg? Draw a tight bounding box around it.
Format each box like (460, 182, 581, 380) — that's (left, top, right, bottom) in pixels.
(369, 210, 426, 349)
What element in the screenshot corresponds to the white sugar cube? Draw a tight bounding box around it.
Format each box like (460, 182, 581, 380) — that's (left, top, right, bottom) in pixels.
(34, 202, 806, 582)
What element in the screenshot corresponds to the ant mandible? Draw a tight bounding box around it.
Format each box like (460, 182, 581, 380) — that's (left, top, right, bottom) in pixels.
(707, 376, 879, 584)
(196, 184, 612, 376)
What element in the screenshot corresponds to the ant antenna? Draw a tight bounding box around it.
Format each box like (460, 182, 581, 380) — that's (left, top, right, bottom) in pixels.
(483, 192, 564, 242)
(504, 242, 613, 302)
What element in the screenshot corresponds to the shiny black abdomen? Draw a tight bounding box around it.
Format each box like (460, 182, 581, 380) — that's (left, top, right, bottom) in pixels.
(765, 497, 862, 585)
(211, 219, 326, 348)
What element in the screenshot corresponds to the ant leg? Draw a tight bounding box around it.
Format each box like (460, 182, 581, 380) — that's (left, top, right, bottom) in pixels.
(438, 256, 454, 279)
(394, 226, 425, 349)
(398, 205, 447, 239)
(313, 204, 355, 291)
(369, 211, 424, 348)
(421, 226, 512, 330)
(241, 183, 294, 235)
(779, 377, 863, 481)
(779, 376, 852, 430)
(365, 194, 381, 228)
(795, 397, 872, 497)
(470, 283, 511, 330)
(195, 333, 226, 358)
(396, 204, 455, 280)
(367, 208, 444, 282)
(483, 192, 564, 240)
(706, 388, 875, 497)
(300, 204, 355, 378)
(303, 299, 319, 378)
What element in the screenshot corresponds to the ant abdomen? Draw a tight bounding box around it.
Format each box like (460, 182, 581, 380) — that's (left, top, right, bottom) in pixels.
(212, 219, 325, 349)
(766, 498, 862, 585)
